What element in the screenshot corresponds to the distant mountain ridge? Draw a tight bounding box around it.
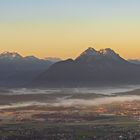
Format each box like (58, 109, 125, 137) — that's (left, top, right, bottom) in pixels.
(0, 49, 139, 88)
(0, 52, 62, 63)
(45, 57, 62, 63)
(128, 59, 140, 65)
(0, 51, 55, 87)
(34, 47, 140, 87)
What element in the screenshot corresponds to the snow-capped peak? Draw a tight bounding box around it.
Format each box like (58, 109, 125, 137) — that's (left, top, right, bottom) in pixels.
(76, 47, 98, 59)
(99, 48, 119, 57)
(76, 47, 125, 63)
(83, 47, 98, 56)
(0, 52, 22, 60)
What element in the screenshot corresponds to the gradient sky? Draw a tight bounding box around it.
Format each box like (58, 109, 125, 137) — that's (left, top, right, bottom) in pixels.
(0, 0, 140, 59)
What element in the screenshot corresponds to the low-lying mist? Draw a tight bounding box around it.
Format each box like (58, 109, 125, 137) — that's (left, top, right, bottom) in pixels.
(0, 95, 140, 109)
(53, 95, 140, 107)
(0, 85, 139, 109)
(2, 84, 140, 95)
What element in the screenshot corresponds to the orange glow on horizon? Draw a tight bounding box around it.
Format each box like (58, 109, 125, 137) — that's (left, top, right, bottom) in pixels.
(0, 44, 139, 60)
(0, 21, 140, 60)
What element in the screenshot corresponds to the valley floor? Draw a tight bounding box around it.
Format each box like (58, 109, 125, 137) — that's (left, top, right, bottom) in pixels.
(0, 87, 140, 139)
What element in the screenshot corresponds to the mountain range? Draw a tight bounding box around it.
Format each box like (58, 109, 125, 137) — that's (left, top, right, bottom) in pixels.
(0, 52, 58, 87)
(0, 48, 139, 87)
(34, 47, 140, 87)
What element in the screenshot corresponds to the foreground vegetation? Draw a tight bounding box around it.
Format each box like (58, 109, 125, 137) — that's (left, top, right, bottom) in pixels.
(0, 116, 140, 140)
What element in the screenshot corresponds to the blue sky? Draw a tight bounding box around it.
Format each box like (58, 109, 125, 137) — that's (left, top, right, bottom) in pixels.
(0, 0, 140, 22)
(0, 0, 140, 59)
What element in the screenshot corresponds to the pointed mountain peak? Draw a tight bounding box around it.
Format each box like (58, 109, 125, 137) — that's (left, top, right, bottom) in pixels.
(76, 47, 98, 59)
(86, 47, 97, 51)
(83, 47, 97, 55)
(75, 47, 98, 62)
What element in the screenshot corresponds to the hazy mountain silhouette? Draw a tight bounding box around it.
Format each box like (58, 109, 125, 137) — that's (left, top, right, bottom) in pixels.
(0, 52, 54, 87)
(45, 57, 62, 63)
(34, 48, 140, 87)
(128, 59, 140, 65)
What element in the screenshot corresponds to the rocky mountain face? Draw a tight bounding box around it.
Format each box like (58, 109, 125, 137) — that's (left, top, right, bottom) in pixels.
(34, 48, 140, 87)
(76, 48, 128, 65)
